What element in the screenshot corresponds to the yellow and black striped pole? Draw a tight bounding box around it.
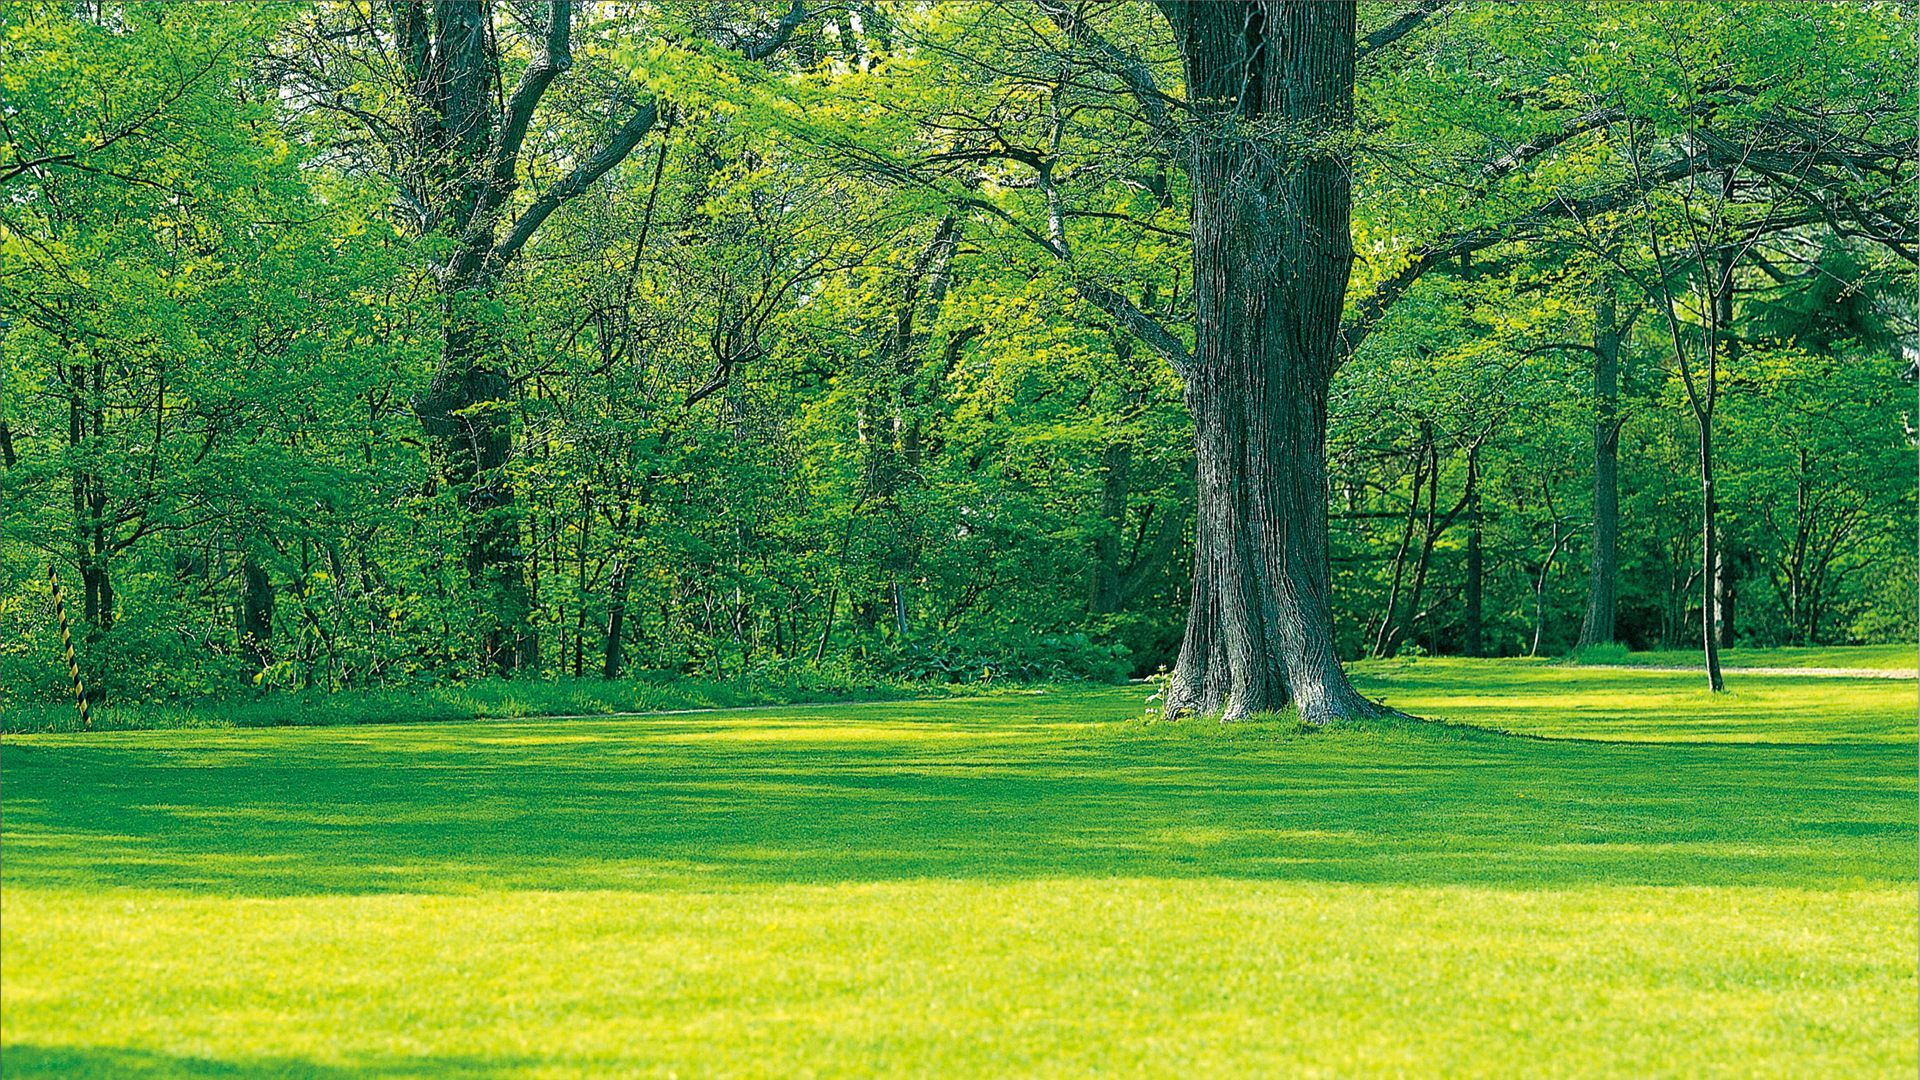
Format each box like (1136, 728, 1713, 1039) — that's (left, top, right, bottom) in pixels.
(47, 563, 92, 730)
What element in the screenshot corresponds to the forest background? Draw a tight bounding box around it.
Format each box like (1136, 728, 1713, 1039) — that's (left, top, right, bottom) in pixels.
(2, 0, 1913, 714)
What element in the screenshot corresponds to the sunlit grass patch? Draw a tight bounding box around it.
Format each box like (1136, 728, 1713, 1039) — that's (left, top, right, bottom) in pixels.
(3, 659, 1913, 1075)
(1569, 643, 1917, 672)
(1352, 657, 1915, 743)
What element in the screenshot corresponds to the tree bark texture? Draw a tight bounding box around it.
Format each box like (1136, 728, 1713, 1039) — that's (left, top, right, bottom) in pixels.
(417, 283, 535, 674)
(1698, 421, 1724, 690)
(399, 0, 539, 674)
(1156, 1, 1376, 723)
(393, 0, 699, 675)
(1464, 454, 1484, 656)
(240, 548, 274, 664)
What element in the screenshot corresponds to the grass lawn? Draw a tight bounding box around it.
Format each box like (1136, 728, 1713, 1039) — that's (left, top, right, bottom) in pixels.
(3, 660, 1914, 1076)
(1572, 643, 1918, 673)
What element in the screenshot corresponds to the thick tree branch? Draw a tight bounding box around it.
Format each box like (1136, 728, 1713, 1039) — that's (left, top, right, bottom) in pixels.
(392, 0, 435, 115)
(491, 101, 661, 270)
(1037, 1, 1184, 145)
(491, 1, 572, 193)
(486, 0, 812, 272)
(442, 0, 574, 273)
(1483, 106, 1624, 181)
(1342, 151, 1715, 360)
(962, 166, 1193, 377)
(1076, 278, 1192, 377)
(737, 1, 810, 61)
(1356, 0, 1447, 64)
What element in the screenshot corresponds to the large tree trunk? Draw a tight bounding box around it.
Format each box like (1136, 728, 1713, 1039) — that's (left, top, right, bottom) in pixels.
(240, 547, 274, 665)
(396, 1, 539, 676)
(1577, 293, 1622, 647)
(386, 1, 783, 676)
(416, 281, 536, 675)
(602, 555, 631, 679)
(1158, 1, 1376, 724)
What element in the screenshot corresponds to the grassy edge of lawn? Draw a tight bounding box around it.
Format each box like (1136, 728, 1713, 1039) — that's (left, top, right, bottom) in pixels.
(0, 674, 1603, 743)
(10, 647, 1912, 738)
(0, 670, 1039, 736)
(1563, 642, 1917, 672)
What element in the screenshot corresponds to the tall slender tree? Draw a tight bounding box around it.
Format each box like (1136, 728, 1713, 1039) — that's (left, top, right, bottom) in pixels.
(1576, 287, 1631, 648)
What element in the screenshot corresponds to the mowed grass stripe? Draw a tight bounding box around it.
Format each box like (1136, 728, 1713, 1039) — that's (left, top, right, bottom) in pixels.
(3, 883, 1911, 1077)
(3, 662, 1914, 1076)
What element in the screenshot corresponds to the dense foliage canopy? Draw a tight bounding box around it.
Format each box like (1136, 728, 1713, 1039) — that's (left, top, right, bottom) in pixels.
(2, 1, 1913, 708)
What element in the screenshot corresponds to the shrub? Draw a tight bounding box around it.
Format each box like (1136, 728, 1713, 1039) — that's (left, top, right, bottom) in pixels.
(1571, 642, 1632, 666)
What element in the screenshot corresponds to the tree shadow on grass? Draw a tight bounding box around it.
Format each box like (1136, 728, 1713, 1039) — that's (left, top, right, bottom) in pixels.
(0, 1044, 533, 1079)
(1, 693, 1913, 898)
